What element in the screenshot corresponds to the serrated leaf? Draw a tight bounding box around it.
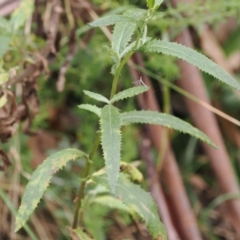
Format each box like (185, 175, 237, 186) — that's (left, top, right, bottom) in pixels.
(143, 39, 240, 91)
(93, 174, 166, 240)
(100, 105, 121, 193)
(83, 90, 110, 103)
(120, 110, 217, 148)
(0, 93, 7, 108)
(112, 21, 136, 57)
(110, 86, 149, 103)
(93, 195, 131, 213)
(15, 148, 88, 232)
(78, 104, 101, 116)
(89, 15, 136, 27)
(10, 0, 34, 31)
(0, 36, 10, 58)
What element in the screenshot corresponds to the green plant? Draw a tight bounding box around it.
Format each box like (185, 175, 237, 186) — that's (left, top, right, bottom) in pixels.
(14, 0, 240, 239)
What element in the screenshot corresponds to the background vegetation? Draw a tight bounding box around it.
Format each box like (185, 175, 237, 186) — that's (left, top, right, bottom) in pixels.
(0, 0, 240, 239)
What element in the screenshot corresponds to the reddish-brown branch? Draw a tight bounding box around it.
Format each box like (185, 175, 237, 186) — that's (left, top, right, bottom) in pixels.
(175, 29, 240, 236)
(129, 53, 202, 240)
(140, 136, 181, 240)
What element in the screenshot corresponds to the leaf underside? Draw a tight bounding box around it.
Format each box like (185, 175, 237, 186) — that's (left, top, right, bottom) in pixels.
(15, 148, 88, 232)
(142, 39, 240, 91)
(110, 86, 149, 103)
(100, 105, 121, 193)
(93, 173, 167, 240)
(120, 110, 217, 148)
(78, 104, 101, 116)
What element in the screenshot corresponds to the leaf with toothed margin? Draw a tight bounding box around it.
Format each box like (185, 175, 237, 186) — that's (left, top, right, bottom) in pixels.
(15, 149, 88, 232)
(89, 15, 136, 27)
(92, 173, 167, 240)
(120, 110, 217, 148)
(83, 90, 110, 103)
(78, 104, 101, 117)
(110, 9, 147, 59)
(112, 21, 137, 57)
(100, 105, 121, 193)
(110, 86, 149, 104)
(142, 39, 240, 91)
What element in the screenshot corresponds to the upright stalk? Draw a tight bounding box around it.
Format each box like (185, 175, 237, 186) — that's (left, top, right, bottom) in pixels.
(110, 50, 136, 99)
(72, 133, 101, 229)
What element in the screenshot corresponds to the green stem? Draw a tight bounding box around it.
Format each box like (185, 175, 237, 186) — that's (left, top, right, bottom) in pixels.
(72, 132, 101, 229)
(110, 50, 135, 99)
(109, 17, 147, 99)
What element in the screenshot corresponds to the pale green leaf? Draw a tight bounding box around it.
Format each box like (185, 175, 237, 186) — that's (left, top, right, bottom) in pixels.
(123, 9, 147, 20)
(10, 0, 34, 31)
(110, 86, 149, 103)
(120, 110, 217, 148)
(100, 105, 121, 193)
(0, 36, 10, 59)
(112, 22, 136, 57)
(0, 72, 9, 85)
(15, 148, 88, 232)
(93, 174, 167, 240)
(0, 93, 7, 108)
(78, 104, 101, 116)
(93, 195, 131, 213)
(89, 15, 135, 27)
(73, 228, 93, 240)
(119, 37, 152, 59)
(143, 39, 240, 91)
(154, 0, 163, 9)
(0, 16, 10, 31)
(83, 90, 109, 103)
